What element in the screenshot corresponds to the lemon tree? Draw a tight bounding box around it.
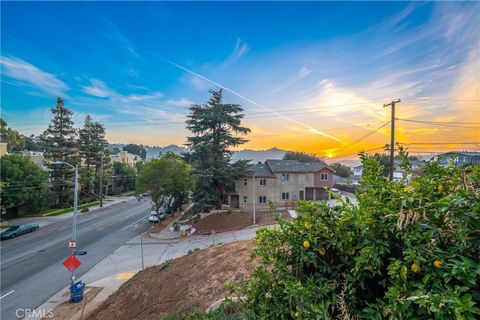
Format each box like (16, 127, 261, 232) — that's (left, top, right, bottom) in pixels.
(236, 152, 480, 319)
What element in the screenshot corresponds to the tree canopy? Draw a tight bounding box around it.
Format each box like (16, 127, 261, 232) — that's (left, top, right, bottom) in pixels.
(283, 151, 323, 162)
(41, 97, 79, 208)
(78, 115, 110, 200)
(0, 118, 25, 152)
(0, 154, 51, 212)
(331, 163, 352, 178)
(186, 89, 250, 210)
(123, 144, 147, 160)
(136, 154, 192, 212)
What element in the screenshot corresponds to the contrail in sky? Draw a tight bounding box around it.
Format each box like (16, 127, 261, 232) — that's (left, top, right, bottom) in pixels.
(160, 57, 346, 145)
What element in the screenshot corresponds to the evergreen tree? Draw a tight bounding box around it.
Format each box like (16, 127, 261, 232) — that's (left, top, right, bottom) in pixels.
(186, 89, 250, 211)
(0, 118, 25, 152)
(123, 144, 146, 160)
(78, 115, 110, 201)
(42, 97, 78, 208)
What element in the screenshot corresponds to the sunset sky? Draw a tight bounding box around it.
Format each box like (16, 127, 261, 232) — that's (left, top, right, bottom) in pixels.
(1, 2, 479, 159)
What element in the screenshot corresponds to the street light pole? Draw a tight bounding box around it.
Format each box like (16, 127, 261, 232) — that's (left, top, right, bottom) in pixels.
(73, 165, 78, 244)
(52, 161, 79, 284)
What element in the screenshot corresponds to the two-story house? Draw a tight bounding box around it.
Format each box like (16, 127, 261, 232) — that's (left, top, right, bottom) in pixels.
(434, 152, 480, 167)
(228, 159, 336, 209)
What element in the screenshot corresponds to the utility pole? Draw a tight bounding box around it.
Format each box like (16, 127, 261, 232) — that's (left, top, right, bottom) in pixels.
(383, 99, 401, 181)
(99, 155, 103, 207)
(252, 174, 256, 225)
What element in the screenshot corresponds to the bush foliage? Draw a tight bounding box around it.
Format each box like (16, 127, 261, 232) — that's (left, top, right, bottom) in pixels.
(235, 153, 480, 319)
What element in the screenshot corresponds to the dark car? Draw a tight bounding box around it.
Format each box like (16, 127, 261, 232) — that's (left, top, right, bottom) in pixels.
(0, 223, 40, 240)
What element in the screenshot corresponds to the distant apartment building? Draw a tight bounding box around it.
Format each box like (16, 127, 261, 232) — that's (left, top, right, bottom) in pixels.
(228, 159, 335, 209)
(434, 152, 480, 167)
(352, 165, 363, 178)
(20, 150, 47, 170)
(0, 143, 7, 157)
(111, 150, 139, 167)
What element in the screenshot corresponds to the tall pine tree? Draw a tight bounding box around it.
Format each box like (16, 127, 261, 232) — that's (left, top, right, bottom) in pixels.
(78, 115, 110, 201)
(42, 97, 78, 208)
(186, 89, 250, 210)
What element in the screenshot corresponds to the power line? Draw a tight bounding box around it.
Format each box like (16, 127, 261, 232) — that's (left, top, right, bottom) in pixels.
(396, 118, 480, 125)
(330, 146, 387, 160)
(334, 121, 391, 154)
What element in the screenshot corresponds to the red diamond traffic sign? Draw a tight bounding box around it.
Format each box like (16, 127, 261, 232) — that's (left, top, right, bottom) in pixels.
(63, 255, 81, 272)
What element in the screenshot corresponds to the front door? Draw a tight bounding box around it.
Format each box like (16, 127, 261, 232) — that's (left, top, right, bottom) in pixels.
(231, 195, 239, 208)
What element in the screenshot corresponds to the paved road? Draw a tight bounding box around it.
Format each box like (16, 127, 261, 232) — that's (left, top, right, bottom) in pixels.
(0, 198, 152, 320)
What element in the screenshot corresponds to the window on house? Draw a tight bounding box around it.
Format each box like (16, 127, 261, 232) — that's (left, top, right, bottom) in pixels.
(243, 178, 248, 186)
(258, 196, 267, 203)
(320, 173, 328, 181)
(259, 178, 266, 186)
(281, 192, 289, 200)
(282, 174, 290, 181)
(243, 196, 247, 203)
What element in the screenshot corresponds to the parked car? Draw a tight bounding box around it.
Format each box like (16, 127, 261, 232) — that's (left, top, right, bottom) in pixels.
(330, 188, 341, 196)
(148, 212, 159, 223)
(164, 207, 173, 215)
(158, 212, 167, 220)
(1, 223, 40, 240)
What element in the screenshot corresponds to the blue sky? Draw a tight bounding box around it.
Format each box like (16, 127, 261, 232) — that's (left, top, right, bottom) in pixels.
(1, 1, 478, 157)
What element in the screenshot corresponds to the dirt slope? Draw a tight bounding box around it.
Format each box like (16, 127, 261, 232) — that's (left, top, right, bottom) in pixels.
(86, 241, 257, 320)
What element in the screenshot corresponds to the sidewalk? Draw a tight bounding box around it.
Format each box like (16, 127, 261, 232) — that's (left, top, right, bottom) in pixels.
(28, 227, 261, 320)
(6, 196, 134, 228)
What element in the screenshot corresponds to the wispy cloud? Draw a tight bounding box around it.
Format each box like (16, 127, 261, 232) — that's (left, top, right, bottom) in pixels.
(77, 77, 185, 125)
(167, 98, 194, 108)
(222, 38, 249, 68)
(82, 78, 115, 98)
(0, 55, 67, 96)
(161, 57, 346, 145)
(272, 66, 312, 93)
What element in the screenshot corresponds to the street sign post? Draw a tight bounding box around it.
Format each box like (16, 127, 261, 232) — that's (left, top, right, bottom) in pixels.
(68, 240, 76, 250)
(63, 255, 81, 273)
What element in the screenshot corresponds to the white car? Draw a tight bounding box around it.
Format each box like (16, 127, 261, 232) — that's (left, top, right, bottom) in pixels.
(148, 213, 159, 223)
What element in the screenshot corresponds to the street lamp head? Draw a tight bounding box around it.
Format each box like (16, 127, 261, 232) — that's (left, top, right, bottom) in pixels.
(51, 161, 75, 169)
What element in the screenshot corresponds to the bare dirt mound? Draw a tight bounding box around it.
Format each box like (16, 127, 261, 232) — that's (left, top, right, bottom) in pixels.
(192, 210, 288, 234)
(86, 241, 257, 320)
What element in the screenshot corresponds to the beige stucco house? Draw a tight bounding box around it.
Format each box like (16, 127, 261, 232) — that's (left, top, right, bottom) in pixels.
(228, 159, 336, 210)
(111, 151, 139, 167)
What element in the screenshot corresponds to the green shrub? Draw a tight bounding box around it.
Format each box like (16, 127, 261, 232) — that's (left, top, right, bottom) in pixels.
(158, 259, 172, 271)
(80, 207, 89, 213)
(236, 152, 480, 319)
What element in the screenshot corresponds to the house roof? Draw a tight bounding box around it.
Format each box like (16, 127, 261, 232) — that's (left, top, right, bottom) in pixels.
(252, 162, 274, 177)
(245, 159, 336, 177)
(265, 159, 333, 173)
(439, 151, 480, 157)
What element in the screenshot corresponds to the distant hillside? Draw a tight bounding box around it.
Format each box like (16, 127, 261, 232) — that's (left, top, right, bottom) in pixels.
(231, 147, 289, 163)
(144, 145, 188, 159)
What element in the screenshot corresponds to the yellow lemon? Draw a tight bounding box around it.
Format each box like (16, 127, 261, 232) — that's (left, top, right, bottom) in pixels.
(411, 263, 421, 273)
(433, 260, 442, 268)
(304, 222, 312, 229)
(303, 240, 310, 249)
(294, 312, 300, 318)
(318, 248, 326, 256)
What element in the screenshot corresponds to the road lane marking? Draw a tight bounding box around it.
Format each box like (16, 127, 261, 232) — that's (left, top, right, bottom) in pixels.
(121, 216, 146, 231)
(0, 290, 14, 300)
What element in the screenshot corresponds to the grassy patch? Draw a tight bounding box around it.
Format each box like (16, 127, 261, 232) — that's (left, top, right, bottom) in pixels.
(42, 201, 100, 217)
(158, 259, 172, 272)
